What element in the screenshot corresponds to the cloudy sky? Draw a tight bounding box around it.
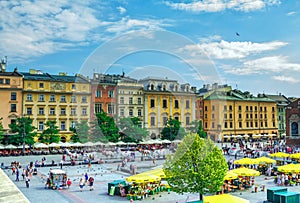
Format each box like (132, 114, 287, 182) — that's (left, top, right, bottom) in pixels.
(1, 0, 300, 97)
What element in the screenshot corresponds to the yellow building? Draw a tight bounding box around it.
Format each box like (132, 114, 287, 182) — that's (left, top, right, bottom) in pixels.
(139, 77, 196, 139)
(22, 70, 91, 142)
(203, 88, 278, 141)
(0, 60, 23, 132)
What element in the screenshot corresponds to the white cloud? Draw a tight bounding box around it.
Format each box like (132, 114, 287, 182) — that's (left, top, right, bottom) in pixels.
(165, 0, 281, 12)
(272, 75, 299, 83)
(180, 40, 287, 59)
(224, 55, 300, 75)
(117, 6, 127, 14)
(286, 11, 296, 16)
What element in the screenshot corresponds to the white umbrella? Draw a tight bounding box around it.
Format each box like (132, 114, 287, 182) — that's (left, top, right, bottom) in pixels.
(5, 144, 17, 149)
(126, 142, 137, 145)
(72, 142, 84, 147)
(162, 139, 171, 144)
(61, 142, 71, 147)
(34, 142, 49, 148)
(0, 144, 5, 149)
(172, 140, 182, 143)
(94, 141, 104, 146)
(49, 142, 60, 147)
(116, 141, 126, 145)
(83, 141, 94, 147)
(17, 144, 29, 149)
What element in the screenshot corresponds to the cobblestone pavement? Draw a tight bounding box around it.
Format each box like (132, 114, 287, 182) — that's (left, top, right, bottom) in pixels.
(2, 151, 300, 203)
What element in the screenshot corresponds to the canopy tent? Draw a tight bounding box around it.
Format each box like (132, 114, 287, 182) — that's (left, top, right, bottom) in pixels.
(115, 141, 127, 145)
(126, 173, 161, 183)
(60, 142, 71, 147)
(278, 164, 300, 173)
(17, 144, 29, 149)
(204, 194, 250, 203)
(72, 142, 84, 147)
(49, 143, 60, 147)
(224, 171, 239, 181)
(269, 152, 290, 158)
(161, 139, 171, 144)
(290, 153, 300, 159)
(230, 168, 260, 177)
(83, 142, 94, 147)
(234, 158, 259, 165)
(0, 144, 5, 149)
(93, 141, 105, 146)
(255, 156, 276, 164)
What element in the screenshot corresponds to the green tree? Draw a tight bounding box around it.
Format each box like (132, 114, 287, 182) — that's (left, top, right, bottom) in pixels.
(0, 118, 4, 144)
(161, 117, 186, 141)
(186, 120, 207, 138)
(69, 126, 80, 143)
(39, 120, 60, 144)
(163, 133, 227, 201)
(89, 119, 107, 143)
(74, 120, 90, 143)
(118, 117, 149, 142)
(95, 111, 119, 142)
(8, 117, 36, 146)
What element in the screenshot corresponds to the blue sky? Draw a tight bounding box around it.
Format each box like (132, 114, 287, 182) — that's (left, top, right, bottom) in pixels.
(1, 0, 300, 96)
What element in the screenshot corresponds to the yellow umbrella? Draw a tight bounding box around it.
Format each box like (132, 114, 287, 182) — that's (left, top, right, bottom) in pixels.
(141, 168, 166, 178)
(224, 171, 238, 181)
(234, 158, 259, 165)
(230, 168, 260, 177)
(278, 164, 300, 173)
(269, 152, 289, 158)
(255, 156, 276, 164)
(290, 153, 300, 159)
(204, 194, 250, 203)
(126, 174, 161, 183)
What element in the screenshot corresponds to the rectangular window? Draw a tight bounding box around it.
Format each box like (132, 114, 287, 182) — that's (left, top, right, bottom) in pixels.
(239, 122, 242, 128)
(138, 109, 142, 117)
(72, 84, 76, 90)
(137, 98, 142, 105)
(186, 100, 190, 109)
(61, 108, 66, 115)
(174, 100, 179, 109)
(96, 90, 101, 98)
(204, 106, 208, 111)
(224, 105, 227, 111)
(150, 117, 155, 126)
(39, 82, 44, 88)
(264, 107, 267, 112)
(82, 107, 87, 115)
(255, 122, 258, 127)
(39, 107, 44, 115)
(61, 121, 66, 131)
(71, 108, 76, 116)
(82, 96, 87, 103)
(239, 114, 242, 119)
(0, 78, 3, 84)
(238, 106, 242, 111)
(39, 94, 44, 101)
(27, 107, 32, 115)
(120, 109, 124, 116)
(212, 122, 215, 128)
(108, 104, 115, 114)
(11, 92, 16, 100)
(39, 121, 44, 131)
(229, 105, 232, 111)
(250, 106, 253, 111)
(186, 117, 190, 125)
(95, 103, 102, 113)
(224, 114, 227, 119)
(120, 97, 124, 104)
(265, 121, 268, 127)
(71, 121, 76, 128)
(229, 113, 232, 119)
(108, 90, 114, 98)
(71, 96, 76, 103)
(129, 109, 133, 116)
(230, 122, 233, 128)
(129, 97, 133, 105)
(224, 122, 228, 128)
(211, 105, 215, 111)
(50, 108, 55, 115)
(26, 94, 32, 101)
(150, 99, 155, 108)
(5, 79, 10, 85)
(212, 114, 214, 119)
(10, 104, 17, 113)
(163, 99, 167, 108)
(60, 95, 66, 102)
(50, 95, 55, 102)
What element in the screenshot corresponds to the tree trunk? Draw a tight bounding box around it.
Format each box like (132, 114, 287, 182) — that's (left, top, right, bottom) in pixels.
(199, 193, 203, 201)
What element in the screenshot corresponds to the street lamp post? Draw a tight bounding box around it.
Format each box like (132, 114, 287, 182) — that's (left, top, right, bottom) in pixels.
(22, 116, 26, 156)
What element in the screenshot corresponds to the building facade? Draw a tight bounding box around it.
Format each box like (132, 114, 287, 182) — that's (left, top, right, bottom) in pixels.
(0, 59, 23, 132)
(22, 70, 91, 141)
(285, 98, 300, 146)
(203, 88, 278, 141)
(139, 77, 196, 138)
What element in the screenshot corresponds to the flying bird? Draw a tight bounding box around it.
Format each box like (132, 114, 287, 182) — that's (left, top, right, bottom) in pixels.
(236, 32, 240, 36)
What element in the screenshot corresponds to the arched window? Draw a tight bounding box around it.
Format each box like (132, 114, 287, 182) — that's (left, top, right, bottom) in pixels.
(291, 122, 298, 136)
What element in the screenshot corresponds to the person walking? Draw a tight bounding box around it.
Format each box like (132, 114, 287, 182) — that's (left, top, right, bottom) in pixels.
(88, 176, 94, 191)
(84, 172, 89, 183)
(67, 178, 72, 189)
(79, 178, 85, 192)
(15, 167, 20, 181)
(21, 169, 25, 180)
(25, 175, 30, 188)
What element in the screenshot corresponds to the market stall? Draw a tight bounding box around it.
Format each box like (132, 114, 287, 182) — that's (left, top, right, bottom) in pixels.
(46, 169, 67, 190)
(204, 194, 250, 203)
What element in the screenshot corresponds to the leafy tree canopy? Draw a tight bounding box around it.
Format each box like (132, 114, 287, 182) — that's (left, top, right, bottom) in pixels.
(74, 120, 90, 143)
(163, 133, 227, 201)
(95, 111, 119, 142)
(8, 117, 36, 146)
(0, 118, 4, 144)
(118, 117, 149, 142)
(39, 120, 60, 144)
(161, 117, 186, 141)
